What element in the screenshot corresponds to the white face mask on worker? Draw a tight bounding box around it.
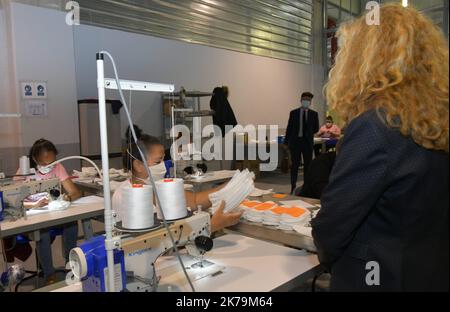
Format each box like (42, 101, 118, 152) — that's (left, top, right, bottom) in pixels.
(136, 162, 167, 183)
(37, 164, 55, 175)
(149, 162, 167, 181)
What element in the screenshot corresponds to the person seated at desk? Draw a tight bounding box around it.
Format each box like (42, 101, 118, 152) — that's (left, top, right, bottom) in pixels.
(16, 138, 82, 284)
(113, 131, 242, 232)
(315, 116, 341, 155)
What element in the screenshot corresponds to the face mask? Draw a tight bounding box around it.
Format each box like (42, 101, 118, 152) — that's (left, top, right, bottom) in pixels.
(135, 162, 167, 185)
(136, 162, 167, 184)
(37, 164, 55, 175)
(149, 161, 167, 181)
(301, 100, 311, 109)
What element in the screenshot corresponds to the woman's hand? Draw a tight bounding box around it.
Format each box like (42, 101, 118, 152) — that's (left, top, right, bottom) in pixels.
(61, 179, 82, 202)
(211, 200, 243, 232)
(37, 198, 49, 207)
(322, 130, 332, 138)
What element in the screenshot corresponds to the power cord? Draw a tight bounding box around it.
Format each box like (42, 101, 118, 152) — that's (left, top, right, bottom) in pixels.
(100, 51, 195, 292)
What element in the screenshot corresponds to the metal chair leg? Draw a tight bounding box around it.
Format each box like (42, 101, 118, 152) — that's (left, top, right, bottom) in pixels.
(35, 241, 40, 288)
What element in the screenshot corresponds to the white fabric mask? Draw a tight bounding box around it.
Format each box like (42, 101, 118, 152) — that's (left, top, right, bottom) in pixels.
(127, 149, 167, 183)
(136, 162, 167, 184)
(149, 161, 167, 181)
(37, 164, 55, 175)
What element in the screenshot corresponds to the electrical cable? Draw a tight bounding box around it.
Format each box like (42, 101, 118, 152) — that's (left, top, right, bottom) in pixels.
(128, 90, 133, 179)
(99, 51, 195, 292)
(171, 93, 177, 178)
(44, 156, 103, 179)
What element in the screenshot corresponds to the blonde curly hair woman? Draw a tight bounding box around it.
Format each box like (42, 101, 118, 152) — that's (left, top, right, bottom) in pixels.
(312, 4, 448, 291)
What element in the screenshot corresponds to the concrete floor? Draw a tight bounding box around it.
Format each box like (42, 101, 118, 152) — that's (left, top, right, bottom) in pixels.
(3, 168, 330, 292)
(255, 168, 299, 194)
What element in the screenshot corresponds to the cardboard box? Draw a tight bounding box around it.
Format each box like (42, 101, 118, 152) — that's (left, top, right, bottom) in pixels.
(163, 99, 182, 117)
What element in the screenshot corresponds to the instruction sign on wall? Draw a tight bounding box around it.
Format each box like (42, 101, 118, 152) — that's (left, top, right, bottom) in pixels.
(20, 81, 48, 99)
(24, 100, 48, 118)
(35, 82, 47, 98)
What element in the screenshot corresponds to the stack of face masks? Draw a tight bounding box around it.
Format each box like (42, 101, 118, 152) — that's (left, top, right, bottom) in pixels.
(292, 209, 319, 237)
(240, 200, 261, 221)
(74, 167, 129, 179)
(277, 206, 310, 231)
(209, 169, 255, 214)
(240, 200, 311, 230)
(241, 201, 278, 223)
(73, 167, 98, 178)
(262, 206, 286, 226)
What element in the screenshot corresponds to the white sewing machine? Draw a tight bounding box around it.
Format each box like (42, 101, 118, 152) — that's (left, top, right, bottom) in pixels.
(68, 211, 219, 292)
(0, 178, 60, 220)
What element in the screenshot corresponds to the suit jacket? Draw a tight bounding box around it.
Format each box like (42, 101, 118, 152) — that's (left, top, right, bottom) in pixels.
(285, 108, 319, 148)
(312, 109, 449, 291)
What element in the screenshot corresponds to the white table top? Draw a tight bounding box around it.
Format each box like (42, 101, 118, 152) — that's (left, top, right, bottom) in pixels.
(314, 137, 331, 144)
(157, 234, 318, 292)
(52, 234, 318, 292)
(0, 196, 105, 238)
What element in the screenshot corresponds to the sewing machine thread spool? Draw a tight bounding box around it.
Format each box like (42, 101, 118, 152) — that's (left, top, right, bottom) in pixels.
(121, 184, 154, 229)
(19, 156, 30, 175)
(155, 178, 187, 220)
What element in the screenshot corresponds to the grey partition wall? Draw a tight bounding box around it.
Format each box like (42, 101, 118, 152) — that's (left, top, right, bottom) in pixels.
(78, 99, 123, 169)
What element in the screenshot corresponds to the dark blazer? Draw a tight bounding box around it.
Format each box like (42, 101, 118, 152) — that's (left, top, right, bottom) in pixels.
(285, 108, 319, 147)
(312, 109, 449, 291)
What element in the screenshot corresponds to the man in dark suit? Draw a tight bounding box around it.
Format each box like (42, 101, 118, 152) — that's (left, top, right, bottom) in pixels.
(284, 92, 319, 194)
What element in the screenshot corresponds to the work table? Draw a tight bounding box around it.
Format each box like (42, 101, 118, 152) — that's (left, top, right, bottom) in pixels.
(42, 233, 319, 292)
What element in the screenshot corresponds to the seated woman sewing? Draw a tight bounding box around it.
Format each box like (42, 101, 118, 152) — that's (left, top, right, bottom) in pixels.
(14, 138, 82, 284)
(315, 116, 341, 155)
(112, 130, 243, 233)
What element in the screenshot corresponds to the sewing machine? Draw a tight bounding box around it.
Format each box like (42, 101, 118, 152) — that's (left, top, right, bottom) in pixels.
(0, 178, 61, 220)
(69, 211, 216, 292)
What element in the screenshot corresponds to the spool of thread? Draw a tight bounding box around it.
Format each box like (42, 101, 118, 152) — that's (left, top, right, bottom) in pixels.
(155, 178, 187, 220)
(121, 184, 154, 229)
(19, 156, 30, 175)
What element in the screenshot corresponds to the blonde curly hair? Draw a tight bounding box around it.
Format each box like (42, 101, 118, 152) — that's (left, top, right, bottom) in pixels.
(325, 4, 449, 152)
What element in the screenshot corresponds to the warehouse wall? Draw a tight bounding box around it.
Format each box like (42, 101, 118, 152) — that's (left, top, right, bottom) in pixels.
(0, 2, 80, 175)
(0, 1, 21, 174)
(73, 25, 326, 140)
(1, 2, 326, 175)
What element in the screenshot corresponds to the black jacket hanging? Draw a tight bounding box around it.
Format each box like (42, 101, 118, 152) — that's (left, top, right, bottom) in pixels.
(210, 87, 238, 137)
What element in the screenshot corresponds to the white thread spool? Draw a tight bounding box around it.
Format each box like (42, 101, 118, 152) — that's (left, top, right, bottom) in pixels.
(121, 184, 154, 229)
(19, 156, 30, 175)
(155, 178, 187, 220)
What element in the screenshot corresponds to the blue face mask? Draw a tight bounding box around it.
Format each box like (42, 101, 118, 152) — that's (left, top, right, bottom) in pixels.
(301, 100, 311, 109)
